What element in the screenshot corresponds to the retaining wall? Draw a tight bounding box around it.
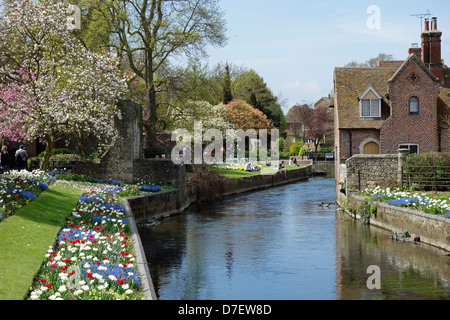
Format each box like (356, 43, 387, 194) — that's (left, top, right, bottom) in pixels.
(127, 165, 312, 223)
(348, 194, 450, 251)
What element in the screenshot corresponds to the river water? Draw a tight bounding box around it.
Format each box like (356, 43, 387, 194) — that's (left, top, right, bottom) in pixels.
(139, 176, 450, 300)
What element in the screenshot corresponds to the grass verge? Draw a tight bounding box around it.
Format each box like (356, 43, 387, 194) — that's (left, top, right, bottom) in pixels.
(0, 183, 81, 300)
(211, 162, 305, 178)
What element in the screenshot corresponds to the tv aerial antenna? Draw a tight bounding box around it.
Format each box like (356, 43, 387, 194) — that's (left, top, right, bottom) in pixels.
(410, 10, 433, 32)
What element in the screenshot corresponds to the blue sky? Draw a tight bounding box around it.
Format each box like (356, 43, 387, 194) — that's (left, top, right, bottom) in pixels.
(205, 0, 450, 113)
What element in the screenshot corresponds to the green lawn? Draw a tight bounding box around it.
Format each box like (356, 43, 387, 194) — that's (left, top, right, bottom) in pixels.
(211, 162, 305, 178)
(0, 183, 81, 300)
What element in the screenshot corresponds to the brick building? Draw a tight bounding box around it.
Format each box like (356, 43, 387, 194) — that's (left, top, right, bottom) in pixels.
(334, 17, 450, 166)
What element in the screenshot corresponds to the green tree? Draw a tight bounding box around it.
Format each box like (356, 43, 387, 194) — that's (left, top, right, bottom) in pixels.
(222, 63, 233, 104)
(233, 69, 286, 130)
(102, 0, 227, 148)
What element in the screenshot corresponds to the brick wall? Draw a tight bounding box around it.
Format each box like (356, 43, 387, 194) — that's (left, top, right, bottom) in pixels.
(382, 60, 440, 154)
(337, 129, 380, 162)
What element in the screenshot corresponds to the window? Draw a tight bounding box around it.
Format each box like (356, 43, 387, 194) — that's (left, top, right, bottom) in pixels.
(361, 99, 380, 117)
(409, 96, 419, 114)
(359, 86, 382, 118)
(399, 144, 419, 154)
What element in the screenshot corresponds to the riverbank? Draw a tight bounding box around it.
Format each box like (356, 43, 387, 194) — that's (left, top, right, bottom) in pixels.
(126, 164, 313, 225)
(343, 194, 450, 252)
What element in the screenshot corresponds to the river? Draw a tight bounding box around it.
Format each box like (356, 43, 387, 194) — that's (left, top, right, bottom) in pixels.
(139, 176, 450, 300)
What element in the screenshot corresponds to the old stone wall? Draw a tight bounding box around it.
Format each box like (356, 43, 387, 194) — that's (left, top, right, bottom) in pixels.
(72, 99, 142, 183)
(348, 194, 450, 251)
(133, 159, 185, 188)
(128, 165, 312, 223)
(345, 154, 398, 193)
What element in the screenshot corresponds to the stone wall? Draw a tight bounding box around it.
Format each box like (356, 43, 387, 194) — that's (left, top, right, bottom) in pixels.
(72, 99, 142, 183)
(133, 159, 185, 188)
(344, 149, 410, 194)
(348, 194, 450, 251)
(128, 165, 312, 223)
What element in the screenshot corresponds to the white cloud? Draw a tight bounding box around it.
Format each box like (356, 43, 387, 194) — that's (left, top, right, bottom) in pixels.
(285, 80, 321, 94)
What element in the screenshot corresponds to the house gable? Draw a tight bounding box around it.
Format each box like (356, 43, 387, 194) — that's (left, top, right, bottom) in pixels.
(381, 54, 440, 154)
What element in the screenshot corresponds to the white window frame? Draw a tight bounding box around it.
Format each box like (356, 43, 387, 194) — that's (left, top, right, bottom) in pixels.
(359, 86, 382, 119)
(399, 144, 419, 154)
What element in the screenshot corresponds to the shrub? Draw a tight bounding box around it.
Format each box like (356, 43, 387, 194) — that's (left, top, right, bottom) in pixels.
(37, 148, 74, 158)
(403, 152, 450, 191)
(290, 141, 303, 156)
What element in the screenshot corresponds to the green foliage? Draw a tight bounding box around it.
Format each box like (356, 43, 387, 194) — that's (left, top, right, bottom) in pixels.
(403, 152, 450, 191)
(290, 141, 303, 156)
(37, 148, 74, 158)
(55, 173, 97, 183)
(405, 152, 450, 167)
(359, 199, 374, 225)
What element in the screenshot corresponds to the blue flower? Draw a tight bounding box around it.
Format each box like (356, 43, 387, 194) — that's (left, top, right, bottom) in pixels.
(92, 216, 128, 225)
(39, 182, 48, 189)
(444, 212, 450, 218)
(101, 187, 123, 194)
(80, 261, 140, 285)
(78, 195, 103, 203)
(98, 203, 126, 212)
(58, 228, 96, 243)
(139, 184, 161, 192)
(20, 190, 36, 200)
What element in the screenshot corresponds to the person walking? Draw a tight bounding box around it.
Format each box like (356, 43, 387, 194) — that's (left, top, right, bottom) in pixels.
(1, 146, 9, 173)
(15, 145, 28, 171)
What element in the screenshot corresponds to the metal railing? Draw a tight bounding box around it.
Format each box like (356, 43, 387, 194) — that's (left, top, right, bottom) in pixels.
(401, 166, 450, 192)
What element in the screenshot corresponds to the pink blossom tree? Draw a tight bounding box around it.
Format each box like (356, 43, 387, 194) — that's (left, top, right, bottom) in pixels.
(0, 0, 129, 170)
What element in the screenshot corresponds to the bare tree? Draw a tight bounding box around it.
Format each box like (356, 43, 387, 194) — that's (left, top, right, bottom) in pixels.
(94, 0, 228, 147)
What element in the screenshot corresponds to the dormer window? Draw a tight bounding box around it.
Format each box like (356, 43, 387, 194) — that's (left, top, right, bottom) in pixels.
(359, 86, 382, 118)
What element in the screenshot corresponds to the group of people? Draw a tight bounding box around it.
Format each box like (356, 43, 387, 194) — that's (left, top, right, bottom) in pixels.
(244, 161, 262, 172)
(0, 145, 29, 173)
(288, 157, 299, 167)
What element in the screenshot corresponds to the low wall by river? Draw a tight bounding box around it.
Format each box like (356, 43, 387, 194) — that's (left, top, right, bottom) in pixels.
(127, 165, 312, 224)
(347, 194, 450, 252)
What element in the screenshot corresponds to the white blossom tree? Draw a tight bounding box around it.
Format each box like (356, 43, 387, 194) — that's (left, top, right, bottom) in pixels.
(0, 0, 129, 170)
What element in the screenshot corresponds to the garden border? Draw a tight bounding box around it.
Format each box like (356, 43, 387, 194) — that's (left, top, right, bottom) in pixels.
(124, 199, 158, 300)
(347, 194, 450, 251)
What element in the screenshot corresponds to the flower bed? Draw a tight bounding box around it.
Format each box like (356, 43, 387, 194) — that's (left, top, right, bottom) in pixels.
(363, 186, 450, 217)
(28, 187, 144, 300)
(0, 170, 55, 221)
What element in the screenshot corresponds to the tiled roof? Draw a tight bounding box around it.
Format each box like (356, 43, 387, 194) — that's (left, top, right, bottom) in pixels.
(438, 87, 450, 128)
(334, 66, 397, 129)
(443, 67, 450, 88)
(378, 60, 405, 69)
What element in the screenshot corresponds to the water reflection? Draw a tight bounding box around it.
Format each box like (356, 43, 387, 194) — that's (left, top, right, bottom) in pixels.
(140, 177, 450, 300)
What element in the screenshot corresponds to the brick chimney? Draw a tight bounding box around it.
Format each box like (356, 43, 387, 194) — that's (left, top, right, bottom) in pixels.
(408, 43, 422, 60)
(421, 17, 443, 82)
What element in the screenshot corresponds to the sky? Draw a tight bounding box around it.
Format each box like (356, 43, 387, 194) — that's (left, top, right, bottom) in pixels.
(204, 0, 450, 114)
